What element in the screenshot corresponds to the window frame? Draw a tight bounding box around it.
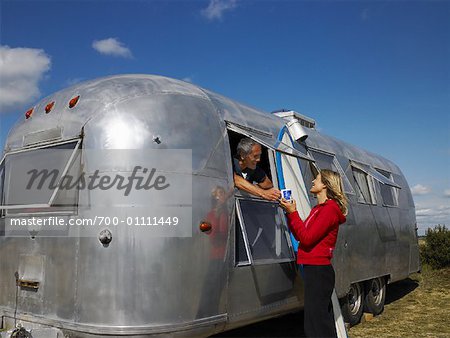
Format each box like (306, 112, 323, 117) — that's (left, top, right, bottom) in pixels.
(351, 161, 401, 188)
(226, 121, 312, 161)
(0, 156, 5, 217)
(0, 138, 82, 216)
(226, 126, 300, 266)
(235, 197, 296, 266)
(308, 147, 355, 195)
(235, 199, 253, 267)
(350, 162, 377, 205)
(374, 168, 400, 207)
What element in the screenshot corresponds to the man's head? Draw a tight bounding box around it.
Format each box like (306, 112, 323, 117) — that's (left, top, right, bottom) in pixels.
(237, 138, 262, 170)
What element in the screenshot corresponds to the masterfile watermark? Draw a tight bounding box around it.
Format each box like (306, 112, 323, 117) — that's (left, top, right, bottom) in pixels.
(26, 165, 170, 197)
(9, 217, 66, 227)
(8, 215, 180, 227)
(1, 149, 192, 238)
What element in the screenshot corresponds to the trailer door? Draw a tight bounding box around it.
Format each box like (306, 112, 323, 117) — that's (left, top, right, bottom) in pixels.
(274, 128, 314, 252)
(225, 124, 304, 322)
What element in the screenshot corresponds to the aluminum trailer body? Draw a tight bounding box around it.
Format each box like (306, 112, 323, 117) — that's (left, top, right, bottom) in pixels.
(0, 74, 420, 337)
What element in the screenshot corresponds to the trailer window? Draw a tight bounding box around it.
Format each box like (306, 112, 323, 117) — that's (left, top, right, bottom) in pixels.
(235, 198, 294, 265)
(298, 158, 318, 202)
(226, 121, 310, 159)
(235, 216, 251, 266)
(375, 168, 399, 207)
(0, 158, 4, 216)
(227, 130, 273, 192)
(308, 149, 354, 194)
(351, 166, 376, 204)
(1, 140, 81, 215)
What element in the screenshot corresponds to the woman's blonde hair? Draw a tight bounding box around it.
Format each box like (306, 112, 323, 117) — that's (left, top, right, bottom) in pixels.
(320, 169, 348, 216)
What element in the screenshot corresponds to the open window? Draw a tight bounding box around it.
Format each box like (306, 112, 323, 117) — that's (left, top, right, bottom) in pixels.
(375, 168, 399, 207)
(294, 157, 318, 203)
(226, 121, 311, 199)
(0, 139, 82, 215)
(308, 148, 354, 194)
(226, 123, 297, 266)
(351, 162, 377, 205)
(227, 129, 274, 186)
(235, 198, 294, 266)
(226, 121, 311, 160)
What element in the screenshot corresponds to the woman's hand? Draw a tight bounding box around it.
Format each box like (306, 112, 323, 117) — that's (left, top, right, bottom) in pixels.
(279, 198, 297, 214)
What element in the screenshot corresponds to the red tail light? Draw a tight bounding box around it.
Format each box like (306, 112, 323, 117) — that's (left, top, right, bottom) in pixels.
(25, 108, 34, 119)
(69, 95, 80, 108)
(199, 221, 212, 233)
(45, 101, 55, 114)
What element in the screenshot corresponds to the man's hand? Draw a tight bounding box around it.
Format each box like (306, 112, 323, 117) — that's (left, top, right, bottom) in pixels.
(234, 173, 280, 201)
(260, 188, 281, 201)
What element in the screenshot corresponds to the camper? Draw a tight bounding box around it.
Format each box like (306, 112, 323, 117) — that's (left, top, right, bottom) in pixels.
(0, 75, 420, 337)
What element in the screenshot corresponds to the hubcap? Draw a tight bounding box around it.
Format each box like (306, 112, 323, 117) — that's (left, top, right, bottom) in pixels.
(348, 283, 362, 316)
(371, 278, 384, 305)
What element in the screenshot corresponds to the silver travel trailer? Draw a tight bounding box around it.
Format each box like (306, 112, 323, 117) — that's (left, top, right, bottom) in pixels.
(0, 74, 420, 337)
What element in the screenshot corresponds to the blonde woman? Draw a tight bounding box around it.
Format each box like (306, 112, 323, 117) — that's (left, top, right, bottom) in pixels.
(280, 169, 348, 338)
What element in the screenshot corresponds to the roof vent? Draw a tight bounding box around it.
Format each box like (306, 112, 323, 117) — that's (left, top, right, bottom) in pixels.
(271, 109, 316, 129)
(272, 109, 315, 142)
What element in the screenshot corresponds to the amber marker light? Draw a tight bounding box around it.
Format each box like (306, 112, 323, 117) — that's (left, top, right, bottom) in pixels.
(199, 221, 212, 233)
(69, 95, 80, 108)
(45, 101, 55, 114)
(25, 108, 34, 119)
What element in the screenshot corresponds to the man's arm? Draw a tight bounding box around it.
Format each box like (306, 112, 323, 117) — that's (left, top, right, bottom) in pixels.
(257, 176, 274, 189)
(234, 173, 280, 201)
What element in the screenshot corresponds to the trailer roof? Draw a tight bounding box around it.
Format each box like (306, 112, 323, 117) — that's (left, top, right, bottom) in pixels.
(4, 74, 401, 174)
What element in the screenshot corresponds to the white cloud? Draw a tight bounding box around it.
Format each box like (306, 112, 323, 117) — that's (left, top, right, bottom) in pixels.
(444, 189, 450, 198)
(0, 45, 51, 113)
(201, 0, 238, 21)
(414, 196, 450, 234)
(182, 77, 193, 83)
(416, 208, 434, 217)
(411, 184, 432, 195)
(92, 38, 132, 58)
(416, 204, 450, 233)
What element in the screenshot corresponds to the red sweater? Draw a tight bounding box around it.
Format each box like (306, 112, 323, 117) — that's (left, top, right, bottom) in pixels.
(286, 199, 346, 265)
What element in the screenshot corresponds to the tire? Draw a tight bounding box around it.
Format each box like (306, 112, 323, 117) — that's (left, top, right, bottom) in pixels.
(364, 277, 386, 315)
(340, 282, 364, 326)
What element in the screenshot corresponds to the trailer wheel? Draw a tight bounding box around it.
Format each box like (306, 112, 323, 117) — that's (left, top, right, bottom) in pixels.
(340, 282, 364, 326)
(364, 277, 386, 315)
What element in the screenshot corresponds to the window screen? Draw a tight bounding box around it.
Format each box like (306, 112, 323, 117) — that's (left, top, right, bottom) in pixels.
(375, 168, 399, 206)
(236, 199, 294, 264)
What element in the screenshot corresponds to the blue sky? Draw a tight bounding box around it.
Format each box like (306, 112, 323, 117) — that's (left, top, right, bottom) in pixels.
(0, 0, 449, 234)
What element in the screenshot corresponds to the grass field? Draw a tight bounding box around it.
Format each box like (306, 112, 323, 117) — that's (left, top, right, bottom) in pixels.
(215, 265, 450, 337)
(349, 265, 450, 338)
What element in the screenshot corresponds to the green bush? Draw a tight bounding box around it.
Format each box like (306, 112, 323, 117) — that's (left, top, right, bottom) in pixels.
(420, 225, 450, 269)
